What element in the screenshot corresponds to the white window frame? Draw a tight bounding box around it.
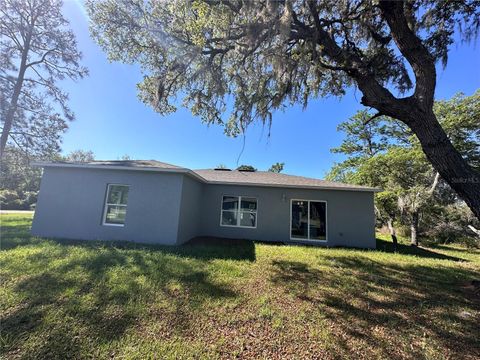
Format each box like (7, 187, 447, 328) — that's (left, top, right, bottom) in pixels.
(289, 199, 327, 242)
(102, 184, 129, 227)
(220, 195, 258, 229)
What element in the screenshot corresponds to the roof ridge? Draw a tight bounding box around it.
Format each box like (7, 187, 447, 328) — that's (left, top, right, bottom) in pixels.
(192, 168, 380, 191)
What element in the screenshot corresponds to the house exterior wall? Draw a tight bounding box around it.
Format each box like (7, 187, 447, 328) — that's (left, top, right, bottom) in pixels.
(198, 184, 376, 248)
(32, 167, 376, 248)
(31, 167, 183, 245)
(176, 175, 204, 245)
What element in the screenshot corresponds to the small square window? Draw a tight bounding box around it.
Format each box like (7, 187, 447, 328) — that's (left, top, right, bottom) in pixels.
(221, 196, 257, 228)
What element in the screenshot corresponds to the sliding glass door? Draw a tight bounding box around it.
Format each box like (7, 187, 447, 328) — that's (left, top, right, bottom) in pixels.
(291, 200, 327, 240)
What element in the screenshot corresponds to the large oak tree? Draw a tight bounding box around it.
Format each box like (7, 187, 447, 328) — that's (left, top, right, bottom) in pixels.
(87, 0, 480, 219)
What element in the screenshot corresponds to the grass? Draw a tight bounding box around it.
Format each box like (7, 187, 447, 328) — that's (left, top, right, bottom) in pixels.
(0, 213, 479, 359)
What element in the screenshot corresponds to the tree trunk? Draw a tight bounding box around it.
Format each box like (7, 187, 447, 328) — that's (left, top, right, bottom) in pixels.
(386, 218, 398, 251)
(467, 225, 480, 238)
(370, 1, 480, 221)
(0, 30, 31, 159)
(410, 211, 419, 246)
(309, 0, 480, 221)
(358, 88, 480, 221)
(406, 110, 480, 221)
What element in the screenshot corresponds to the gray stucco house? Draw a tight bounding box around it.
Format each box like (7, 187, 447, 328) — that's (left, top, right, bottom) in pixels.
(32, 160, 379, 248)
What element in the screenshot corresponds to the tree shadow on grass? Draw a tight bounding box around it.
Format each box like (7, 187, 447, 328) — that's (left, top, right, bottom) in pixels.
(1, 240, 239, 359)
(427, 243, 480, 254)
(0, 216, 256, 262)
(376, 238, 466, 262)
(4, 235, 257, 262)
(184, 236, 256, 261)
(270, 257, 480, 359)
(0, 223, 35, 250)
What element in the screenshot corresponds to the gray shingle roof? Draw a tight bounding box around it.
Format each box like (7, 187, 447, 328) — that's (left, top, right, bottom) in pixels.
(193, 169, 378, 191)
(33, 160, 379, 191)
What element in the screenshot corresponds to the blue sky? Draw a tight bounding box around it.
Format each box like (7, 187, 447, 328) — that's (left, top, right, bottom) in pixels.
(60, 1, 480, 178)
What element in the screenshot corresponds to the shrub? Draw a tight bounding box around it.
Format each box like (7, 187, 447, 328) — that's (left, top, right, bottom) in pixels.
(0, 189, 37, 210)
(425, 203, 479, 245)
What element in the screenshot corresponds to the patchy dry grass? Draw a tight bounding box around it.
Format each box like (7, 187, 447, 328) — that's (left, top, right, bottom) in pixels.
(0, 213, 479, 359)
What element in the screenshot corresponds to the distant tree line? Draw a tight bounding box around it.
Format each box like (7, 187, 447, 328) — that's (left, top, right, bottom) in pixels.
(0, 148, 95, 210)
(0, 149, 137, 209)
(216, 163, 285, 173)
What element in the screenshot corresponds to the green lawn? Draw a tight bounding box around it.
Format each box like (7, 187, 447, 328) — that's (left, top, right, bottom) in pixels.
(1, 214, 479, 359)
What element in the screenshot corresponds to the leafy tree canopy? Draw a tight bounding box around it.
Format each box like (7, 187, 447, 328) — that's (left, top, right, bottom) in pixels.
(268, 162, 285, 173)
(328, 91, 479, 244)
(0, 146, 41, 209)
(433, 92, 480, 171)
(65, 149, 95, 162)
(87, 0, 478, 133)
(0, 0, 88, 158)
(87, 0, 480, 218)
(328, 91, 480, 184)
(236, 164, 256, 171)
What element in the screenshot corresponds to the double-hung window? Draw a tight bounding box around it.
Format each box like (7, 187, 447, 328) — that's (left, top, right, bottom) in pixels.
(103, 184, 129, 226)
(290, 200, 327, 240)
(221, 196, 257, 228)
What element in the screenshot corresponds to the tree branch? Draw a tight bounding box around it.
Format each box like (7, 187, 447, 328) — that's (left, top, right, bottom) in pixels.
(363, 112, 384, 126)
(9, 131, 49, 139)
(428, 172, 440, 194)
(25, 48, 57, 68)
(467, 225, 480, 238)
(378, 1, 436, 110)
(0, 26, 24, 51)
(303, 1, 414, 120)
(7, 133, 29, 155)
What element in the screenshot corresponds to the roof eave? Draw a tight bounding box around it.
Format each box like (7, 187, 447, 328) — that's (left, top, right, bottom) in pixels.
(30, 161, 190, 174)
(31, 162, 382, 192)
(203, 180, 381, 192)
